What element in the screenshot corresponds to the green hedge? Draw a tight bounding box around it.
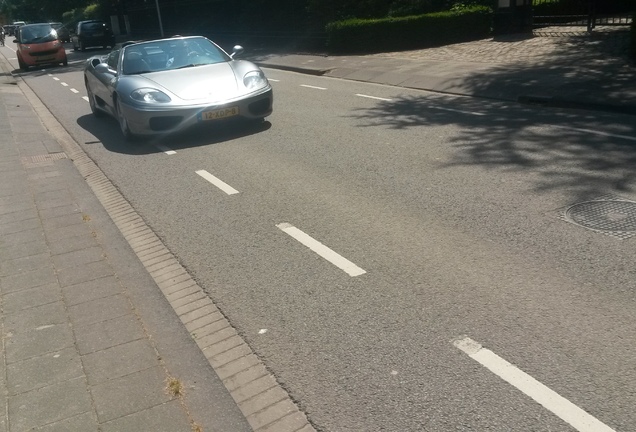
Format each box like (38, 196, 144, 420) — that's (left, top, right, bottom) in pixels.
(325, 6, 492, 53)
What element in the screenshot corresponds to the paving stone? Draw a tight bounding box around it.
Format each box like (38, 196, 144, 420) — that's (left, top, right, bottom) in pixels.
(33, 412, 98, 432)
(0, 217, 40, 236)
(48, 232, 99, 256)
(83, 339, 159, 385)
(67, 294, 130, 326)
(74, 313, 145, 355)
(228, 374, 279, 404)
(0, 238, 48, 261)
(0, 265, 57, 294)
(43, 222, 91, 243)
(34, 189, 72, 204)
(41, 212, 85, 231)
(29, 180, 70, 196)
(6, 347, 84, 395)
(179, 303, 219, 324)
(8, 377, 92, 431)
(246, 398, 299, 430)
(0, 253, 50, 277)
(1, 227, 45, 246)
(90, 366, 172, 423)
(100, 399, 192, 432)
(224, 363, 269, 392)
(4, 300, 67, 333)
(184, 310, 225, 334)
(2, 283, 61, 314)
(0, 200, 34, 216)
(169, 290, 207, 310)
(258, 412, 309, 432)
(57, 260, 114, 287)
(237, 385, 288, 417)
(51, 246, 104, 270)
(215, 352, 261, 381)
(61, 275, 123, 306)
(38, 203, 81, 220)
(5, 322, 75, 364)
(0, 208, 38, 225)
(36, 195, 76, 211)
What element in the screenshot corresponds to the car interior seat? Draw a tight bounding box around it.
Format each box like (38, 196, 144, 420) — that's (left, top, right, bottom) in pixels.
(123, 51, 151, 74)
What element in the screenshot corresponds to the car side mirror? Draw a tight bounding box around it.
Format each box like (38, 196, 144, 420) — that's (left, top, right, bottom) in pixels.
(94, 62, 114, 74)
(231, 45, 244, 58)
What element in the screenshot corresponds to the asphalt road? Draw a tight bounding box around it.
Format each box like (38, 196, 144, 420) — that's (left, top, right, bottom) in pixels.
(3, 41, 636, 432)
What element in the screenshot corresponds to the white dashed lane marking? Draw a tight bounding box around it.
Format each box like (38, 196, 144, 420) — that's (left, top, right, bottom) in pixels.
(550, 125, 636, 142)
(82, 96, 89, 102)
(429, 106, 485, 116)
(356, 94, 393, 102)
(53, 77, 60, 81)
(195, 170, 239, 195)
(276, 223, 367, 277)
(454, 337, 616, 432)
(156, 144, 176, 155)
(70, 88, 79, 93)
(61, 82, 68, 87)
(301, 84, 327, 90)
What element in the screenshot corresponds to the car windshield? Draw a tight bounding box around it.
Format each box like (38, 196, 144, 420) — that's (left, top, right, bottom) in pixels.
(121, 37, 230, 75)
(20, 25, 57, 44)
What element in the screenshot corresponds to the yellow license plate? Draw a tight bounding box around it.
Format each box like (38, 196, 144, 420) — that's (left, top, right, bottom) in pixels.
(201, 107, 239, 121)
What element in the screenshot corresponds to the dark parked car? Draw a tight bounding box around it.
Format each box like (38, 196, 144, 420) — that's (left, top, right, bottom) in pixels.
(50, 22, 70, 43)
(72, 20, 115, 51)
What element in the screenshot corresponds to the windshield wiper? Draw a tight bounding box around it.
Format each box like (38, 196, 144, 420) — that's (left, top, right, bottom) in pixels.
(175, 63, 206, 70)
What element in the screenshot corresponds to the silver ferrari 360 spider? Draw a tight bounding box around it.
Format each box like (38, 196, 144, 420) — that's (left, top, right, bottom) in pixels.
(84, 36, 273, 140)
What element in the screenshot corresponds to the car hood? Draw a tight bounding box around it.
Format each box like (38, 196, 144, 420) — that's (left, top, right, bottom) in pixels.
(141, 63, 240, 102)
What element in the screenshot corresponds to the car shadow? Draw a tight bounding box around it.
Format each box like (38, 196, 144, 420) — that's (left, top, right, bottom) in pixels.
(76, 114, 272, 155)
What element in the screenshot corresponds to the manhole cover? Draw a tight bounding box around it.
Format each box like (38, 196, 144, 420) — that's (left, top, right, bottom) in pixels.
(564, 198, 636, 238)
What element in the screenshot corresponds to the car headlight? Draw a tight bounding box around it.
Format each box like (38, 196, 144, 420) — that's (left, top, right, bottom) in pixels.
(243, 71, 267, 90)
(131, 88, 171, 103)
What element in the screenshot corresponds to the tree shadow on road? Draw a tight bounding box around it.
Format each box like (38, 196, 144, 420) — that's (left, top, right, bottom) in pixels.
(348, 28, 636, 203)
(349, 93, 636, 204)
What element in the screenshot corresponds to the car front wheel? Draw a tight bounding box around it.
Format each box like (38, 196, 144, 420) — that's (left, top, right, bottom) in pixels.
(86, 82, 103, 118)
(116, 98, 138, 141)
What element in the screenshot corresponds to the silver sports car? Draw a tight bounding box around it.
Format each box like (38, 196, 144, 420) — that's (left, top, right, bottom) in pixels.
(84, 36, 273, 140)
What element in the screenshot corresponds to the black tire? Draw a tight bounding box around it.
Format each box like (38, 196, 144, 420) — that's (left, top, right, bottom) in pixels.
(62, 57, 68, 66)
(116, 98, 138, 141)
(86, 82, 104, 118)
(79, 40, 85, 51)
(17, 56, 27, 71)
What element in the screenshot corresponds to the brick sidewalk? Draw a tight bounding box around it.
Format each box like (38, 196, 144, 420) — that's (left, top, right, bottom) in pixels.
(0, 49, 313, 431)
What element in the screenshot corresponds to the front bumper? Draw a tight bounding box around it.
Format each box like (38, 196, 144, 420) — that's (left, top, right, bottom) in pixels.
(22, 48, 66, 67)
(119, 87, 273, 136)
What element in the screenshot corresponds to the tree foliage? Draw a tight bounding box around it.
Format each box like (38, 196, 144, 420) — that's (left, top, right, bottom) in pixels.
(1, 0, 90, 22)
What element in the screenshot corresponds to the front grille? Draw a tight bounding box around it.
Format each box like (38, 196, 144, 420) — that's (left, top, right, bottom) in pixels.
(149, 116, 182, 131)
(31, 49, 59, 57)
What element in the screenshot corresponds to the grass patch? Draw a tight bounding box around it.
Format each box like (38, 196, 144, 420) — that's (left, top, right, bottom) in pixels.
(166, 377, 184, 397)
